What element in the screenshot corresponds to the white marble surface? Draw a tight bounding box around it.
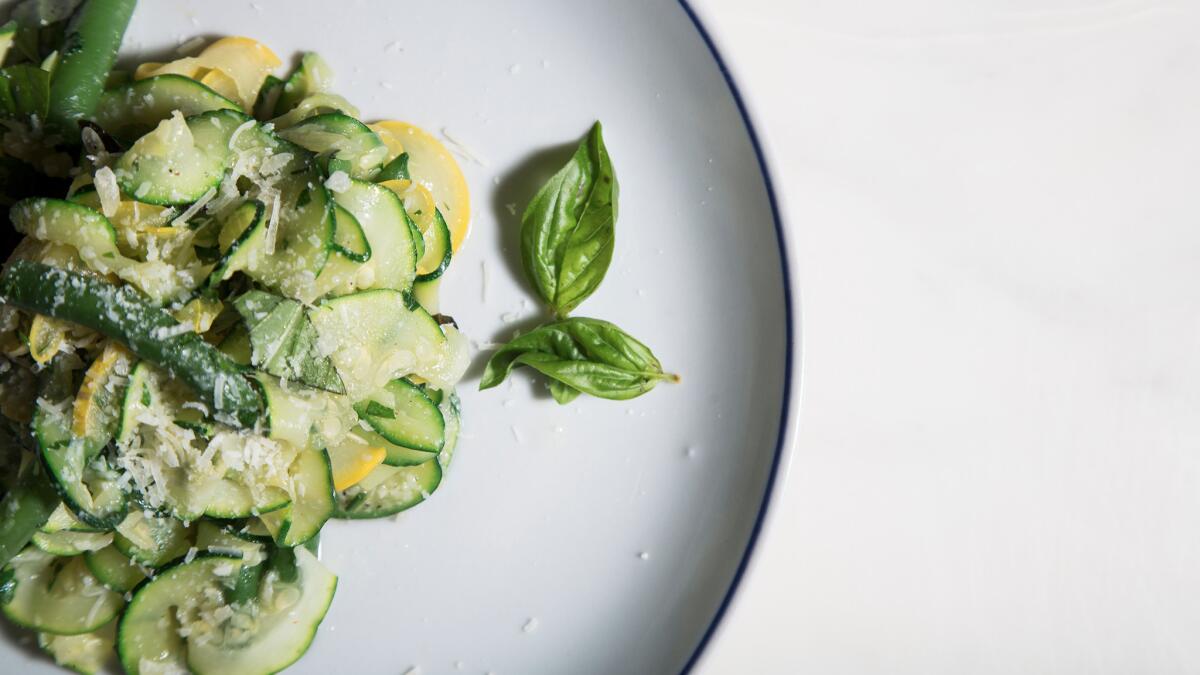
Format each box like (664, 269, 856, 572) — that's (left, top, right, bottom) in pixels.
(693, 1, 1200, 673)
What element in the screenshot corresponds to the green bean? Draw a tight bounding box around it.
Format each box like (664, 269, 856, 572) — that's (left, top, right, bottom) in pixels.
(46, 0, 136, 132)
(0, 260, 264, 428)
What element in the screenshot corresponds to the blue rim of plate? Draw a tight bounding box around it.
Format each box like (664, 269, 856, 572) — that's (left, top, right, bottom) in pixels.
(674, 2, 796, 673)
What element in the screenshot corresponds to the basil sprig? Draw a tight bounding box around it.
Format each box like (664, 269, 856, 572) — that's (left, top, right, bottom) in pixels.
(521, 122, 617, 318)
(480, 318, 677, 400)
(485, 122, 675, 403)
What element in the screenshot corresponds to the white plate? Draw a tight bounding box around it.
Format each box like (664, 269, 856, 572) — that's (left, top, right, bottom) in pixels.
(5, 1, 795, 673)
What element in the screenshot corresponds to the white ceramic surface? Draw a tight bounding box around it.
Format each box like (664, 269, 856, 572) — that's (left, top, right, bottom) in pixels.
(2, 1, 794, 674)
(695, 0, 1200, 673)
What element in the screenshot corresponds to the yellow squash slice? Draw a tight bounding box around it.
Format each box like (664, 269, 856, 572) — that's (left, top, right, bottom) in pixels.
(27, 315, 68, 364)
(72, 342, 131, 438)
(369, 121, 470, 252)
(327, 441, 387, 491)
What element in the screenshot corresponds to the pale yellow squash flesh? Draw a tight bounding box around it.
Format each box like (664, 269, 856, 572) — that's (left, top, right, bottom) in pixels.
(327, 440, 387, 491)
(27, 315, 68, 364)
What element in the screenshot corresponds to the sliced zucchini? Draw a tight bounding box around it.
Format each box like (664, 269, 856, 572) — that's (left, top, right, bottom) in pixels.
(331, 179, 418, 293)
(335, 459, 441, 519)
(115, 361, 156, 448)
(186, 547, 336, 674)
(40, 504, 103, 535)
(1, 549, 124, 635)
(194, 520, 266, 565)
(115, 108, 247, 206)
(359, 427, 435, 468)
(10, 198, 122, 273)
(207, 144, 335, 300)
(184, 478, 291, 521)
(418, 209, 453, 280)
(254, 74, 284, 121)
(187, 36, 282, 111)
(117, 366, 292, 521)
(309, 246, 365, 300)
(271, 92, 360, 129)
(120, 547, 337, 675)
(84, 545, 147, 593)
(307, 289, 457, 398)
(258, 449, 334, 547)
(32, 530, 113, 556)
(35, 359, 128, 530)
(438, 392, 462, 470)
(9, 198, 203, 303)
(210, 198, 266, 285)
(274, 52, 333, 116)
(331, 202, 370, 262)
(279, 113, 388, 180)
(38, 619, 116, 675)
(117, 554, 241, 674)
(412, 277, 441, 314)
(255, 374, 354, 449)
(380, 179, 452, 281)
(113, 512, 193, 568)
(27, 314, 69, 365)
(353, 378, 444, 455)
(93, 74, 240, 142)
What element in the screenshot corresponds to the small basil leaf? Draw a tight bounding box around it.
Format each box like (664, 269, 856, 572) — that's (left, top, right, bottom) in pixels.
(232, 290, 344, 394)
(520, 122, 617, 317)
(480, 317, 676, 400)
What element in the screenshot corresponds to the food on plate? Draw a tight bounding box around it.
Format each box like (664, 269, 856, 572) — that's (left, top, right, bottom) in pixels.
(0, 3, 469, 672)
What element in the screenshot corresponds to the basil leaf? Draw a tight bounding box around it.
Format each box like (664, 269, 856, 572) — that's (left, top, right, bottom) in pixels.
(548, 380, 581, 405)
(0, 65, 49, 121)
(520, 122, 618, 317)
(232, 290, 344, 394)
(480, 317, 675, 401)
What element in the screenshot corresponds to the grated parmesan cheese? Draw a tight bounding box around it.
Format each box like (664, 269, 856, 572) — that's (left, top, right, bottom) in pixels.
(323, 170, 350, 193)
(93, 166, 120, 217)
(172, 186, 216, 227)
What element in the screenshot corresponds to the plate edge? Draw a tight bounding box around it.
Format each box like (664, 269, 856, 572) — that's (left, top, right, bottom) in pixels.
(673, 2, 802, 674)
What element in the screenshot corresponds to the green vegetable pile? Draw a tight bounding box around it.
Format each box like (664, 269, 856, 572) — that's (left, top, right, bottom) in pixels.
(0, 2, 472, 673)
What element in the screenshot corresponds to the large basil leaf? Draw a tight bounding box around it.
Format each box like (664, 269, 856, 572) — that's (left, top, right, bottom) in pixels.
(520, 122, 618, 317)
(232, 290, 344, 394)
(480, 318, 675, 402)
